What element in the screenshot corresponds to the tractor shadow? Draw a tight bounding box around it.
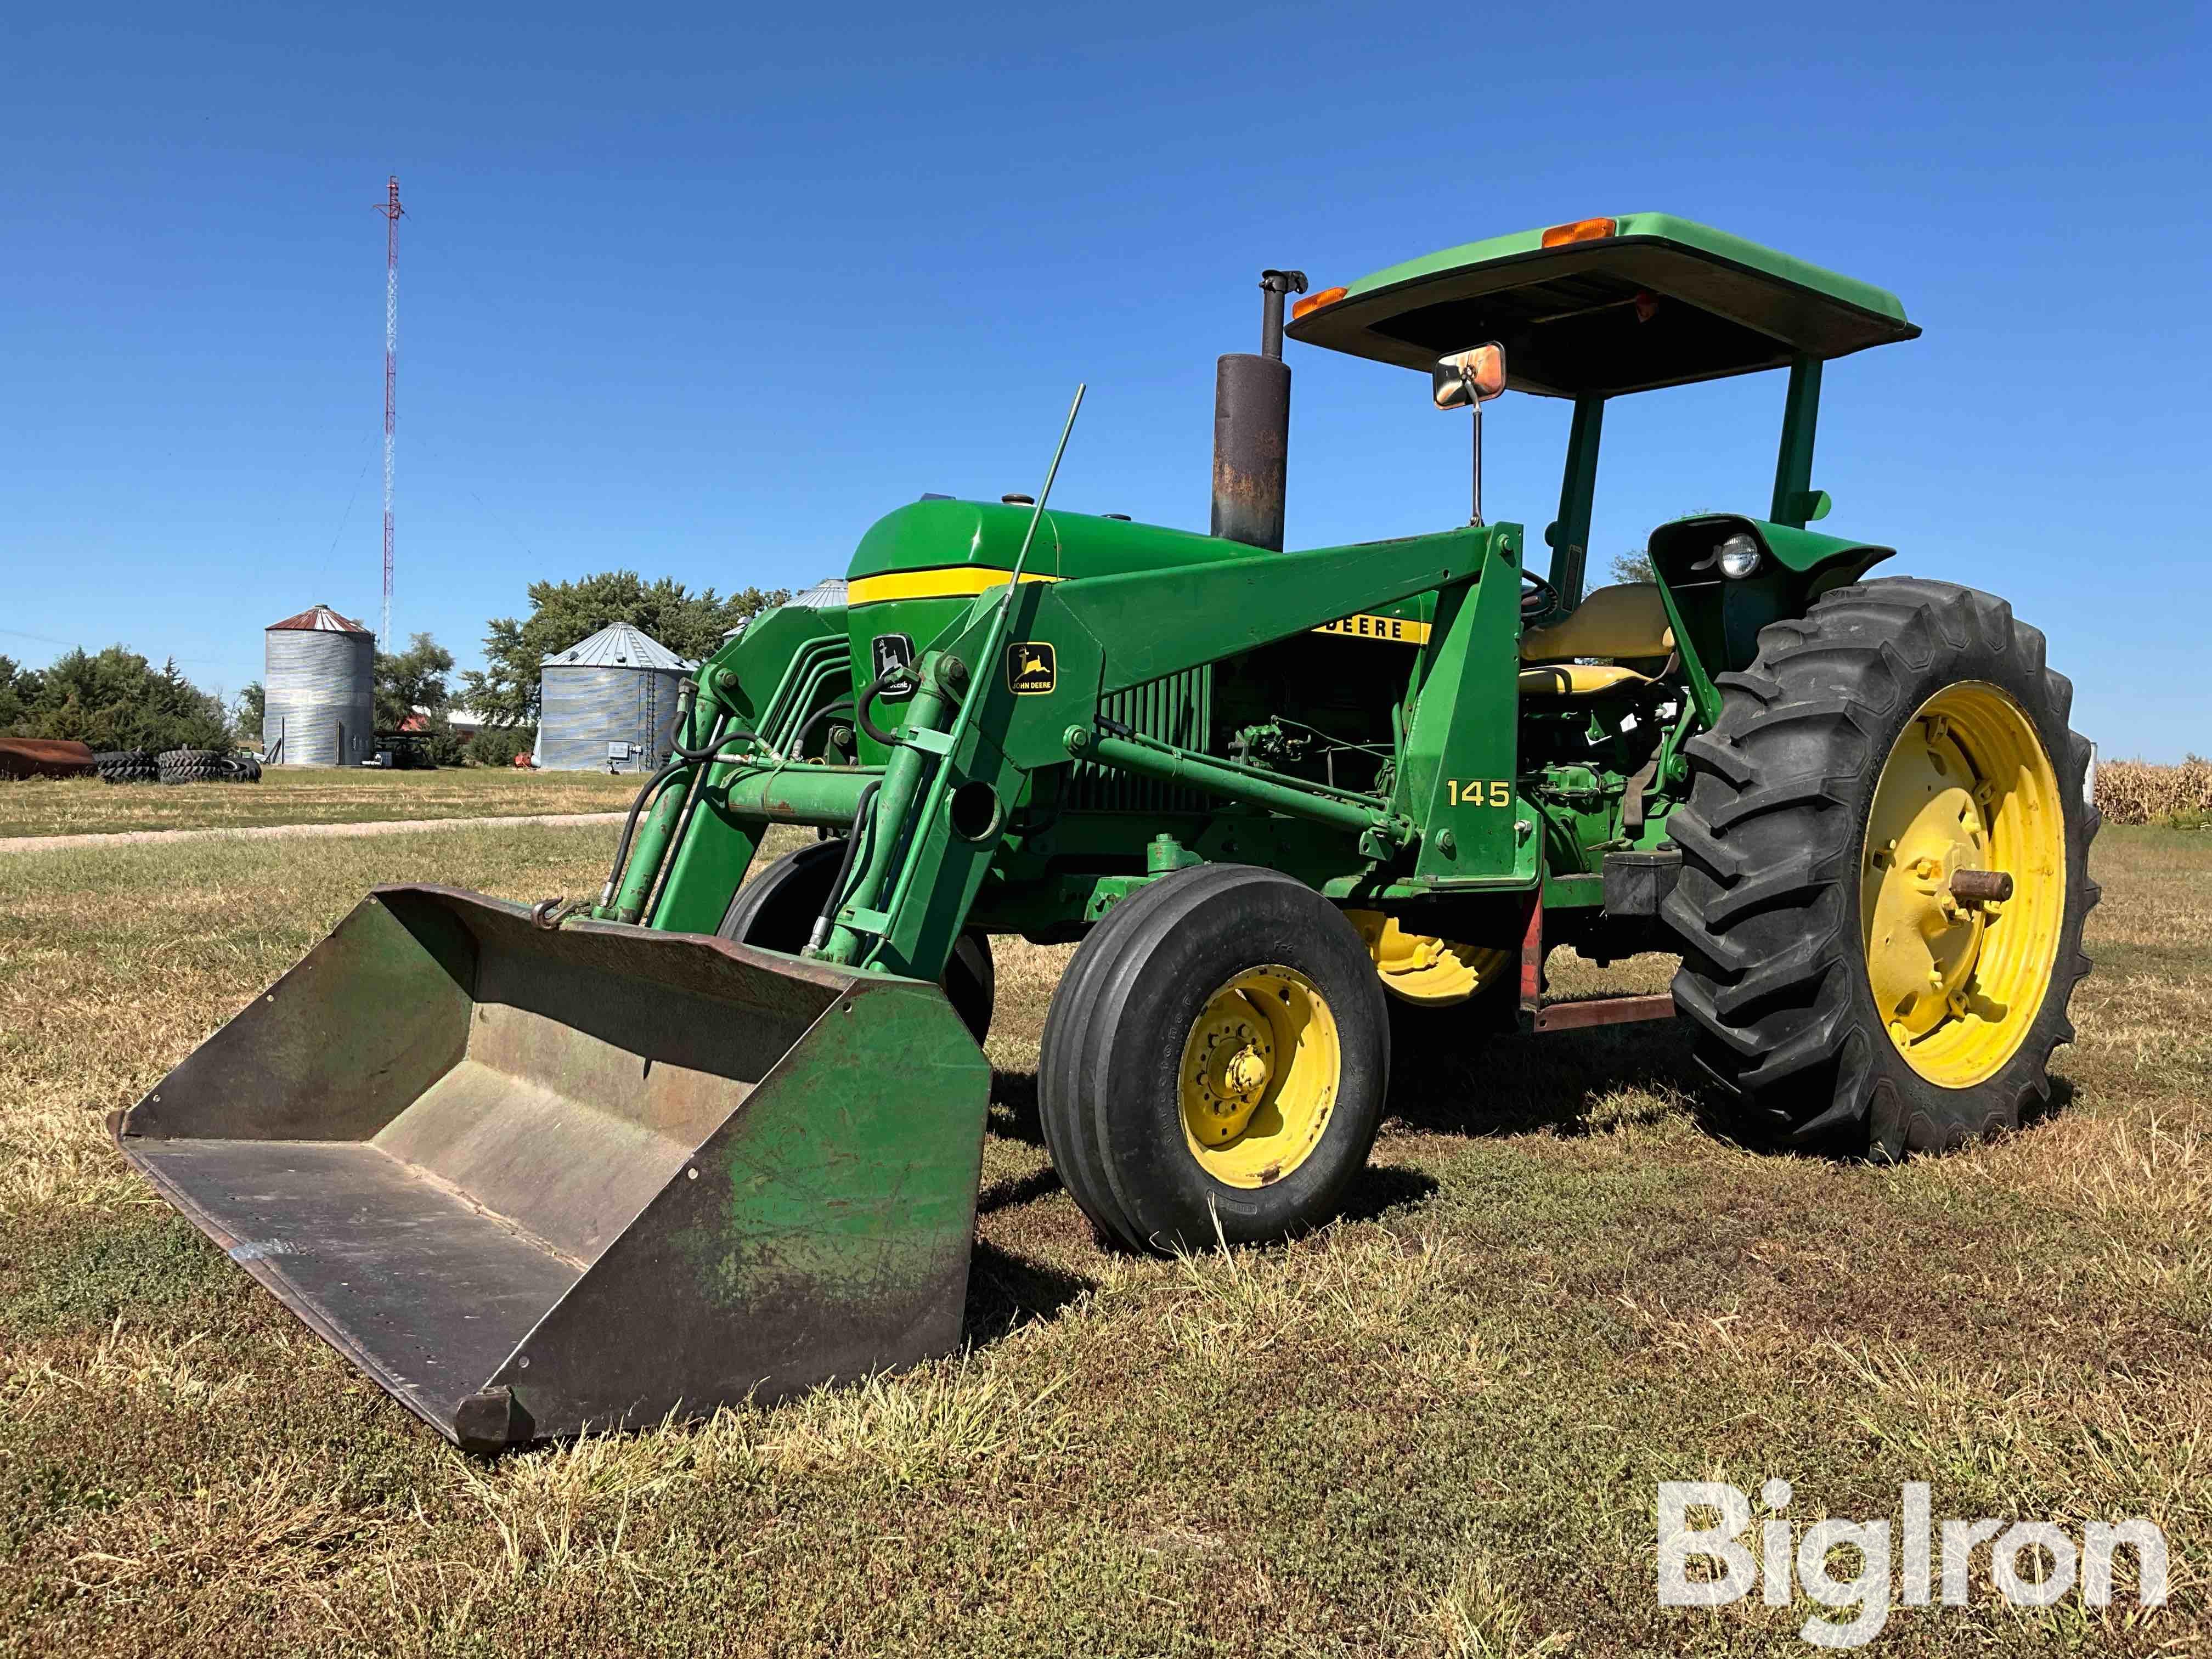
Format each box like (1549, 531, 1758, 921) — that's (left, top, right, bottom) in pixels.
(988, 1000, 1704, 1150)
(963, 1239, 1093, 1341)
(961, 1163, 1437, 1347)
(1385, 1010, 2085, 1158)
(966, 1064, 1440, 1342)
(978, 1164, 1062, 1215)
(966, 1069, 1092, 1346)
(1386, 1009, 1708, 1142)
(1334, 1163, 1441, 1220)
(2019, 1072, 2078, 1134)
(986, 1070, 1047, 1148)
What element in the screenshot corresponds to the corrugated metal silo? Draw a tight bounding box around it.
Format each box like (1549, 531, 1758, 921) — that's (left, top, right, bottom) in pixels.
(537, 623, 695, 772)
(787, 575, 848, 611)
(264, 604, 376, 767)
(720, 577, 843, 646)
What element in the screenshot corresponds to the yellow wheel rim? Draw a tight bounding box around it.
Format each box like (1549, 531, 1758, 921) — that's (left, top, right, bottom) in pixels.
(1177, 965, 1341, 1188)
(1344, 911, 1511, 1006)
(1860, 681, 2066, 1088)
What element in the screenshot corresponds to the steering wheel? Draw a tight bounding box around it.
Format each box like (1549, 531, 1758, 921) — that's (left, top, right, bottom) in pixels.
(1519, 566, 1560, 622)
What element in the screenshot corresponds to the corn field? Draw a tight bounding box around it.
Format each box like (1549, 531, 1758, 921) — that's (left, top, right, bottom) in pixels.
(2096, 755, 2212, 826)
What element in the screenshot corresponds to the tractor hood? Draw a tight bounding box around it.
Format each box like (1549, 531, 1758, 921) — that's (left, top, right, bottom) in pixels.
(843, 499, 1233, 609)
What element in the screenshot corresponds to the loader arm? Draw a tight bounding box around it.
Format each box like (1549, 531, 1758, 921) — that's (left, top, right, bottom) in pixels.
(639, 515, 1531, 960)
(789, 521, 1530, 980)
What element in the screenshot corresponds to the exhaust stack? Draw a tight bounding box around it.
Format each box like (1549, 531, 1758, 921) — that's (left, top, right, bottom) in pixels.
(1210, 268, 1305, 550)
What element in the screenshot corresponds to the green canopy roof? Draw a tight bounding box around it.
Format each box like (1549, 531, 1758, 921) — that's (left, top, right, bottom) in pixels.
(1284, 212, 1918, 398)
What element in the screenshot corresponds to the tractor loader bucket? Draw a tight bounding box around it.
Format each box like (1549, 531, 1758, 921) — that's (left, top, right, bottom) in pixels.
(113, 885, 992, 1452)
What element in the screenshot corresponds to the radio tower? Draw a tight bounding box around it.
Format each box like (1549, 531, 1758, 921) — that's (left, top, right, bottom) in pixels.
(375, 176, 404, 649)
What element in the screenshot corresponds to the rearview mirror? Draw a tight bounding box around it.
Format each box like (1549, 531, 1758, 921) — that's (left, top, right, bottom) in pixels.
(1432, 343, 1508, 409)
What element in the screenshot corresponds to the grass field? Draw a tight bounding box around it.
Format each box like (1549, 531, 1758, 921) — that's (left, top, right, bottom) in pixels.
(0, 766, 641, 840)
(1, 824, 2205, 1655)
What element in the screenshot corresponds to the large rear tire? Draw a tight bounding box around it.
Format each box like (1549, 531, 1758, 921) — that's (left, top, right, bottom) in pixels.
(1664, 578, 2096, 1156)
(717, 838, 996, 1046)
(1039, 865, 1390, 1252)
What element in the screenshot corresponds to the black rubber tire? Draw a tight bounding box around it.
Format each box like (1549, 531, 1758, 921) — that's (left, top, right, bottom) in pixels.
(716, 838, 996, 1046)
(1037, 864, 1391, 1253)
(1663, 578, 2097, 1158)
(94, 749, 157, 784)
(157, 747, 226, 785)
(220, 752, 262, 782)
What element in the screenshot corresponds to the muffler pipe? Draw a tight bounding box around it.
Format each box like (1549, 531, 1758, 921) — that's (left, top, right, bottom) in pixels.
(1210, 268, 1305, 551)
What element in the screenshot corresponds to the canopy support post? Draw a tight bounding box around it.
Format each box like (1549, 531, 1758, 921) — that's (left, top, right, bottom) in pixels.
(1771, 356, 1823, 528)
(1547, 395, 1605, 610)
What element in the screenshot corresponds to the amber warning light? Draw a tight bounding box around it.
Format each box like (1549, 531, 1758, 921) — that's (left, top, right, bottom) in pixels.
(1541, 217, 1617, 248)
(1290, 285, 1347, 320)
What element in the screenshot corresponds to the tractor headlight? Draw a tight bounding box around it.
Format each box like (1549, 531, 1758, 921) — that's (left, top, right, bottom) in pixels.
(1717, 533, 1763, 579)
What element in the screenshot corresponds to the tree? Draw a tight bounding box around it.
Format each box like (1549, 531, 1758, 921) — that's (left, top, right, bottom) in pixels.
(4, 646, 234, 752)
(375, 633, 455, 732)
(0, 657, 28, 731)
(236, 681, 265, 740)
(463, 572, 787, 725)
(1609, 549, 1656, 584)
(465, 724, 537, 768)
(373, 634, 469, 765)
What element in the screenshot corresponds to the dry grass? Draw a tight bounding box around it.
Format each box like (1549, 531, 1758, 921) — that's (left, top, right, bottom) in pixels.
(0, 765, 641, 839)
(0, 823, 2207, 1654)
(2096, 755, 2212, 827)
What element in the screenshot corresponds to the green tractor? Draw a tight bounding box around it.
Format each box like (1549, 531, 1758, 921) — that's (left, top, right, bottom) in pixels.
(117, 213, 2095, 1449)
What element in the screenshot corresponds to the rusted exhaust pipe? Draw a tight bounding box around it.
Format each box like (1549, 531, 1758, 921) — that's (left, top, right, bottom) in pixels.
(1257, 268, 1302, 360)
(1210, 269, 1305, 550)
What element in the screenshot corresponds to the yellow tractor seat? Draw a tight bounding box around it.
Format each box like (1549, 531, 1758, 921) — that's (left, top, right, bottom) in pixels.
(1516, 663, 1653, 696)
(1516, 583, 1675, 698)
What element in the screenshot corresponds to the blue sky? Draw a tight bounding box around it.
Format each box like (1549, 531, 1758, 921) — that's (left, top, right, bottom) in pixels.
(4, 3, 2205, 757)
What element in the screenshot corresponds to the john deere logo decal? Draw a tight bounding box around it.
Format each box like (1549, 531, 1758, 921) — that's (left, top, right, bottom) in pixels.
(870, 633, 915, 699)
(1006, 640, 1056, 695)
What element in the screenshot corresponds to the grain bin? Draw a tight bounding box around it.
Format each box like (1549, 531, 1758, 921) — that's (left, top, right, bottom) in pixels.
(264, 604, 376, 767)
(720, 577, 843, 646)
(538, 623, 694, 772)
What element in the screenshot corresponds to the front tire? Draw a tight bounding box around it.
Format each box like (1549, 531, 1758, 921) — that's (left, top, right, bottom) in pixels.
(1039, 865, 1390, 1252)
(1664, 578, 2096, 1156)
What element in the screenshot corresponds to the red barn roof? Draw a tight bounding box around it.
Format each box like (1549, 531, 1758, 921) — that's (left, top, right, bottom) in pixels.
(267, 603, 374, 635)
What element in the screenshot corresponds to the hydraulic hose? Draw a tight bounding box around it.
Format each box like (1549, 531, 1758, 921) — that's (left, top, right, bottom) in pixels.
(642, 712, 731, 922)
(667, 725, 765, 765)
(806, 781, 880, 953)
(597, 721, 765, 915)
(599, 761, 689, 913)
(792, 696, 856, 757)
(857, 665, 916, 749)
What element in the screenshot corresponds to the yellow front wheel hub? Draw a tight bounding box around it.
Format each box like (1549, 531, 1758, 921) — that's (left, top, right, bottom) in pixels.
(1861, 682, 2066, 1088)
(1178, 966, 1340, 1188)
(1344, 911, 1511, 1006)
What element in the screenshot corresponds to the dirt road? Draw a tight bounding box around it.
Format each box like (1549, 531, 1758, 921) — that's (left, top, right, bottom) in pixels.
(0, 810, 628, 856)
